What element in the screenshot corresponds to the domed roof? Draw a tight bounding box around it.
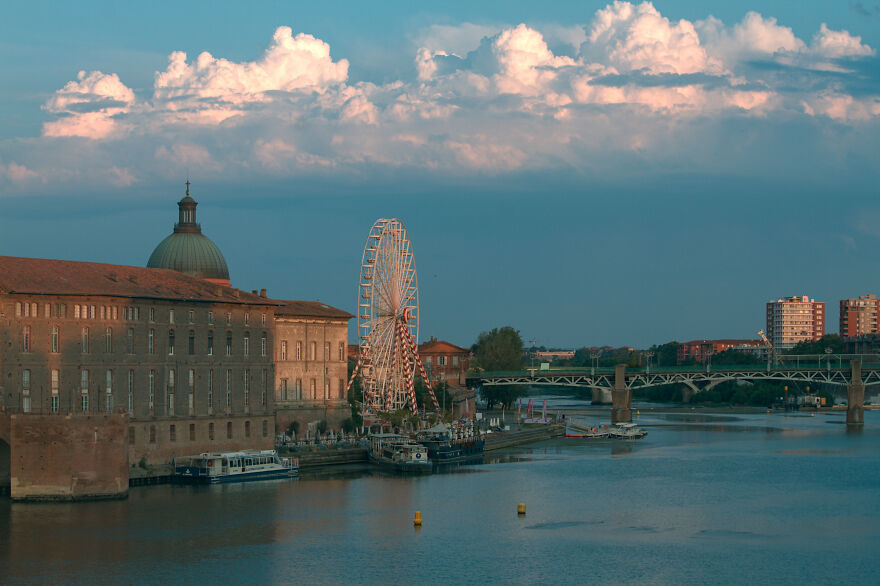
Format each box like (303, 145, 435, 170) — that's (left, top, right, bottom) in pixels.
(147, 183, 230, 282)
(147, 232, 229, 281)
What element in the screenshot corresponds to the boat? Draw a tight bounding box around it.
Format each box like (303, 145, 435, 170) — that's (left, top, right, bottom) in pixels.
(564, 423, 611, 438)
(368, 433, 432, 473)
(173, 449, 299, 484)
(608, 422, 648, 439)
(417, 421, 485, 463)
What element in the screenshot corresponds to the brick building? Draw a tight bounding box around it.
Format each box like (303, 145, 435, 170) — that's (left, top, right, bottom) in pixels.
(0, 256, 277, 468)
(419, 337, 474, 416)
(839, 295, 880, 337)
(677, 339, 764, 364)
(766, 295, 825, 350)
(273, 301, 353, 437)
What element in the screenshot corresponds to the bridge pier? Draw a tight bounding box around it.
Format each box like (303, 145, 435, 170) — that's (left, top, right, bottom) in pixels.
(681, 381, 699, 404)
(591, 388, 612, 405)
(847, 360, 865, 426)
(611, 364, 632, 424)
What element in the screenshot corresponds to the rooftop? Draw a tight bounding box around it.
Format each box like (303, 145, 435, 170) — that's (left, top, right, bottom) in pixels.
(274, 300, 353, 319)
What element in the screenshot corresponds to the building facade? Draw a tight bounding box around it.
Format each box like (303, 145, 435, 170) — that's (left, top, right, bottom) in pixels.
(766, 295, 825, 350)
(419, 337, 471, 386)
(839, 295, 880, 338)
(272, 301, 353, 438)
(0, 256, 277, 467)
(677, 339, 764, 364)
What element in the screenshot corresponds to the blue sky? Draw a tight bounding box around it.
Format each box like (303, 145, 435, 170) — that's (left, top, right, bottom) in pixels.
(1, 1, 879, 348)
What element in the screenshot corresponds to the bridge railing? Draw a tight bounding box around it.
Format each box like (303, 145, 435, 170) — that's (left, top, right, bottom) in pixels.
(468, 354, 880, 380)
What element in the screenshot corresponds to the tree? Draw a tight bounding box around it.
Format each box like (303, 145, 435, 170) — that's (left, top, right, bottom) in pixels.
(473, 327, 526, 409)
(786, 334, 844, 355)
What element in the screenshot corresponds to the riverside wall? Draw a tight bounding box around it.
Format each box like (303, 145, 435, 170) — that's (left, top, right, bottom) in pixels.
(9, 413, 129, 501)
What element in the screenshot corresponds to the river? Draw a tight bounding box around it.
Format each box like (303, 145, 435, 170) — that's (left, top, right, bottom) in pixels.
(2, 407, 879, 584)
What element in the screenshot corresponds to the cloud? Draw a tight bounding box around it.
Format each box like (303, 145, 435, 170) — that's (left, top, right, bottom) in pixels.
(0, 161, 40, 183)
(42, 70, 135, 139)
(20, 4, 879, 189)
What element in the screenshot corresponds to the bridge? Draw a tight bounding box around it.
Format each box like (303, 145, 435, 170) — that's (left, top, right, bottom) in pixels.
(466, 354, 879, 426)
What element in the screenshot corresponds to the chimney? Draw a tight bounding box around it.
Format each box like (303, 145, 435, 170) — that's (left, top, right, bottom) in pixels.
(260, 288, 267, 298)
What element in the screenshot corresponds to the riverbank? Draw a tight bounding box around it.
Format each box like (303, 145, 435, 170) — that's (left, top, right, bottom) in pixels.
(125, 426, 563, 486)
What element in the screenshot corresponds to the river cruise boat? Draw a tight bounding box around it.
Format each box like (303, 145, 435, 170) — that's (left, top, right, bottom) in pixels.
(417, 421, 485, 463)
(368, 433, 432, 473)
(173, 449, 299, 484)
(608, 422, 648, 439)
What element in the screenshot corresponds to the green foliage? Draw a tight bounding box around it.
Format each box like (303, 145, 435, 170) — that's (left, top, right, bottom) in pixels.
(478, 384, 527, 410)
(341, 418, 355, 433)
(785, 334, 844, 355)
(473, 326, 524, 371)
(710, 349, 763, 365)
(288, 420, 300, 437)
(317, 420, 328, 434)
(633, 384, 682, 402)
(651, 342, 680, 367)
(347, 360, 364, 427)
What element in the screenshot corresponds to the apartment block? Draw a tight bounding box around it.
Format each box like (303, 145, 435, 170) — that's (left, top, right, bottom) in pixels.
(766, 295, 825, 350)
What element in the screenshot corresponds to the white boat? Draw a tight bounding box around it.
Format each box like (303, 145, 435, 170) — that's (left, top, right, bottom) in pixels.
(608, 422, 648, 439)
(174, 449, 299, 484)
(368, 433, 431, 473)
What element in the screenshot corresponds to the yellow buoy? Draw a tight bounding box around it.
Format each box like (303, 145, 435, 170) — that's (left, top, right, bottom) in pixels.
(517, 503, 526, 516)
(413, 511, 422, 526)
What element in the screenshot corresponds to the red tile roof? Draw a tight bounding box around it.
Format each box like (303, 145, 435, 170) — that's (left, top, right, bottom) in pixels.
(274, 300, 353, 319)
(418, 339, 470, 354)
(0, 256, 273, 305)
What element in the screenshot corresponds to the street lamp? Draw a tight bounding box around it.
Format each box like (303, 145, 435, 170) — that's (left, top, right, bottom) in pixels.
(645, 351, 654, 374)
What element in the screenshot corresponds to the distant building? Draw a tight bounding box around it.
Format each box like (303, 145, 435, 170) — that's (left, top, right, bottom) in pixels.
(677, 339, 764, 364)
(766, 295, 825, 350)
(534, 350, 575, 361)
(839, 295, 880, 337)
(418, 337, 474, 416)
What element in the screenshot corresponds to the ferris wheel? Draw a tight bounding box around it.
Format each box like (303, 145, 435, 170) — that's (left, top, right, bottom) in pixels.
(347, 218, 439, 416)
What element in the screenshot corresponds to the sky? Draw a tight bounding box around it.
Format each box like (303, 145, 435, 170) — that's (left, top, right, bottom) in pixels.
(0, 1, 879, 349)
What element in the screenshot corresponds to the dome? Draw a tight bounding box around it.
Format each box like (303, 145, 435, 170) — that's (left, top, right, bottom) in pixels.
(147, 183, 230, 283)
(147, 232, 230, 281)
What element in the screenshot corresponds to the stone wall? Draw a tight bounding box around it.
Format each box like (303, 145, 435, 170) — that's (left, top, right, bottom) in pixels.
(276, 405, 350, 439)
(9, 413, 128, 501)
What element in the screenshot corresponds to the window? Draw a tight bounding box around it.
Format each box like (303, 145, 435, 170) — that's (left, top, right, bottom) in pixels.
(188, 310, 194, 324)
(209, 422, 215, 440)
(324, 379, 329, 400)
(128, 370, 134, 414)
(261, 369, 267, 406)
(226, 313, 232, 326)
(243, 333, 249, 356)
(310, 341, 316, 361)
(243, 370, 250, 406)
(15, 302, 20, 317)
(244, 312, 249, 326)
(245, 420, 251, 438)
(261, 314, 266, 326)
(169, 309, 175, 324)
(226, 333, 232, 356)
(281, 378, 288, 401)
(296, 341, 302, 360)
(188, 369, 195, 413)
(148, 328, 154, 354)
(149, 307, 155, 322)
(169, 424, 176, 442)
(22, 325, 30, 352)
(105, 327, 113, 353)
(310, 378, 316, 400)
(189, 423, 195, 441)
(90, 305, 95, 319)
(74, 304, 80, 319)
(188, 330, 195, 355)
(296, 379, 302, 400)
(52, 326, 59, 353)
(168, 370, 176, 417)
(339, 378, 345, 399)
(149, 370, 155, 409)
(453, 356, 459, 367)
(438, 356, 447, 366)
(51, 370, 60, 413)
(208, 370, 214, 411)
(128, 427, 135, 445)
(226, 370, 231, 408)
(168, 330, 175, 355)
(324, 342, 330, 361)
(150, 425, 156, 443)
(281, 341, 287, 360)
(105, 369, 113, 408)
(112, 306, 118, 320)
(208, 311, 214, 325)
(263, 420, 268, 437)
(261, 333, 267, 357)
(22, 370, 31, 413)
(81, 327, 89, 353)
(338, 342, 345, 361)
(81, 369, 89, 392)
(127, 328, 134, 353)
(44, 303, 50, 317)
(227, 421, 232, 439)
